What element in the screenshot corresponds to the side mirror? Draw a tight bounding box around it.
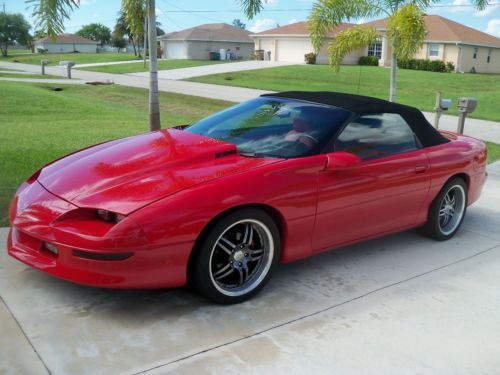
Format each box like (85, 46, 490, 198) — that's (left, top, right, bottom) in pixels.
(326, 152, 361, 170)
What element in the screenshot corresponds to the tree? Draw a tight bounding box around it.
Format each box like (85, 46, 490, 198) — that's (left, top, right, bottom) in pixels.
(111, 31, 127, 51)
(76, 23, 111, 46)
(33, 29, 47, 40)
(232, 19, 246, 29)
(0, 13, 31, 57)
(115, 11, 138, 56)
(308, 0, 487, 102)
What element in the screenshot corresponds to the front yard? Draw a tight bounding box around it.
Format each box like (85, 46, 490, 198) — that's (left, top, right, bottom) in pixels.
(0, 82, 231, 226)
(79, 59, 233, 74)
(0, 52, 140, 65)
(189, 65, 500, 122)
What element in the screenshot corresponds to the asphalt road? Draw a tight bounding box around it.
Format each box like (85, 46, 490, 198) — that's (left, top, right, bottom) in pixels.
(1, 163, 499, 375)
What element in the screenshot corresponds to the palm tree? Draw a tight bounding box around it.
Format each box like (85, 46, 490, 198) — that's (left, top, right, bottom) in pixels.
(27, 0, 264, 131)
(308, 0, 487, 102)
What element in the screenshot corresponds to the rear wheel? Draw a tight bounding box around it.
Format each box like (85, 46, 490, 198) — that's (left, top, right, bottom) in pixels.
(419, 178, 467, 241)
(192, 209, 280, 304)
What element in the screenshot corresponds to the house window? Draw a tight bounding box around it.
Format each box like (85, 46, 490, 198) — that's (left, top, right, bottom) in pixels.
(487, 48, 491, 63)
(429, 44, 439, 57)
(367, 42, 382, 58)
(473, 48, 478, 59)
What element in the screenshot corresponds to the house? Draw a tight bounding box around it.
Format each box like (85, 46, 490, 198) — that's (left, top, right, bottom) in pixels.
(251, 15, 500, 73)
(34, 34, 98, 53)
(158, 23, 254, 60)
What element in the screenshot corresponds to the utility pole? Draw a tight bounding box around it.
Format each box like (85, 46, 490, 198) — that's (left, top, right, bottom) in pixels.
(2, 2, 6, 14)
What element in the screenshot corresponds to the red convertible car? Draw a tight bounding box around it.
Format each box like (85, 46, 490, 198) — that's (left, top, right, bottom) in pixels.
(8, 92, 487, 303)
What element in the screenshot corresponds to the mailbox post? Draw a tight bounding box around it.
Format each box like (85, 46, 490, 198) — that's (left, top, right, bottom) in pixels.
(457, 98, 477, 135)
(40, 60, 49, 75)
(59, 60, 75, 79)
(433, 91, 452, 129)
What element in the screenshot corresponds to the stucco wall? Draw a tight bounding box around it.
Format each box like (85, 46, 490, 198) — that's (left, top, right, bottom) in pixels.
(34, 42, 97, 53)
(186, 41, 253, 60)
(458, 45, 500, 73)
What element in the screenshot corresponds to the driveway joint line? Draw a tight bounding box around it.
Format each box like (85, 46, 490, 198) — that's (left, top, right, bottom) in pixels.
(136, 243, 500, 374)
(0, 294, 52, 375)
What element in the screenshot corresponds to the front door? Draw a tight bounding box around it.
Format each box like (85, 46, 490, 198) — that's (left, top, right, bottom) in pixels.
(312, 113, 431, 251)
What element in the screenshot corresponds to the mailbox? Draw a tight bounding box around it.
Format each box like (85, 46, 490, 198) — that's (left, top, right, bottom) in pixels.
(59, 60, 75, 79)
(439, 98, 452, 111)
(457, 97, 477, 114)
(40, 60, 49, 75)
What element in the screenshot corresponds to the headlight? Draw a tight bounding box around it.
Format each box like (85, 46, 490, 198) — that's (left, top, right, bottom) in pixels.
(96, 209, 125, 223)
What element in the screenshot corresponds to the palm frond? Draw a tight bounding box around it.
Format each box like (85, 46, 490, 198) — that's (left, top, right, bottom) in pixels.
(387, 3, 426, 59)
(26, 0, 79, 38)
(327, 26, 379, 71)
(239, 0, 264, 20)
(308, 0, 387, 52)
(121, 0, 146, 38)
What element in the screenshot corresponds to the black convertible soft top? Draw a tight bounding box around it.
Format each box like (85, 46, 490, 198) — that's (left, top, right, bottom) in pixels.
(262, 91, 449, 147)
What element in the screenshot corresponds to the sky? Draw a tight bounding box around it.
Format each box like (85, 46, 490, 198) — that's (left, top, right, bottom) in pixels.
(3, 0, 500, 38)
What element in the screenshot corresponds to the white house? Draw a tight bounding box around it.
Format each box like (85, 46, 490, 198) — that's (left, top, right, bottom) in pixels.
(34, 34, 98, 53)
(158, 23, 254, 60)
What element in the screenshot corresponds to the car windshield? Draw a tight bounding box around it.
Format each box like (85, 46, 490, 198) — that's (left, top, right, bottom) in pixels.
(186, 97, 351, 158)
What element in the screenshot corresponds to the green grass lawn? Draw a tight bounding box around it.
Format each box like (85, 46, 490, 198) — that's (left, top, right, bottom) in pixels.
(0, 52, 140, 65)
(79, 59, 232, 74)
(0, 81, 232, 226)
(189, 65, 500, 122)
(0, 72, 64, 79)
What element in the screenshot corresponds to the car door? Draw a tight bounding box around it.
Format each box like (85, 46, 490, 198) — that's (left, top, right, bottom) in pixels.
(312, 112, 431, 252)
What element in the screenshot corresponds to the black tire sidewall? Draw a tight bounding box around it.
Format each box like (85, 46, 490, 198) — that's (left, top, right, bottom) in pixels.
(192, 208, 280, 304)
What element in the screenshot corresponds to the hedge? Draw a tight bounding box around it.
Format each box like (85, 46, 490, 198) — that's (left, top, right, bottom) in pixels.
(358, 56, 379, 66)
(397, 58, 455, 73)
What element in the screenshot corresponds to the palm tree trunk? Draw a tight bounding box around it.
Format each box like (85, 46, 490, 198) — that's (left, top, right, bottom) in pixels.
(148, 0, 161, 131)
(389, 45, 397, 102)
(143, 9, 148, 69)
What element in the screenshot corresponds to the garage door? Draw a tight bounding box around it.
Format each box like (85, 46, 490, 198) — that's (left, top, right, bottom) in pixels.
(166, 41, 185, 59)
(276, 39, 312, 62)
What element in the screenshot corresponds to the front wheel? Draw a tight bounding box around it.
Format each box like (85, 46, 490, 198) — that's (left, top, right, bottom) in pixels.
(419, 178, 468, 241)
(192, 209, 280, 304)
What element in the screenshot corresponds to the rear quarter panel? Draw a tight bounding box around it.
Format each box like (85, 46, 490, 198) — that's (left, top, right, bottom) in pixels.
(418, 133, 487, 224)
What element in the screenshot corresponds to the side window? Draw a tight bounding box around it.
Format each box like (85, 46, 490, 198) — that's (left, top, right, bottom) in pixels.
(334, 113, 419, 160)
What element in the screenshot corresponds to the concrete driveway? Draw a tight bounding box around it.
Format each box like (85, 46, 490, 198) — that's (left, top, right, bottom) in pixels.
(1, 164, 500, 375)
(129, 61, 298, 80)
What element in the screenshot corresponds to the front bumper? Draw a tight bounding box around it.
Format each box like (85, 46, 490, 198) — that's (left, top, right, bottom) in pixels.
(7, 181, 192, 289)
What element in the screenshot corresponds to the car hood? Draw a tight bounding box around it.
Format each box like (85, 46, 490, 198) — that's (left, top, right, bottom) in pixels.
(38, 129, 280, 214)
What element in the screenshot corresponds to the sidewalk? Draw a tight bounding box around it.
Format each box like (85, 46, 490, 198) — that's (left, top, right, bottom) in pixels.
(1, 60, 498, 143)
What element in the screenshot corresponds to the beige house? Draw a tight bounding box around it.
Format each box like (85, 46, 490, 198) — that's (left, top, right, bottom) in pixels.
(158, 23, 254, 60)
(34, 34, 98, 53)
(251, 15, 500, 73)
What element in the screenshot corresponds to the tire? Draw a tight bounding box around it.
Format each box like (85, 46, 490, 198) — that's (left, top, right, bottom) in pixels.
(419, 177, 468, 241)
(192, 208, 280, 304)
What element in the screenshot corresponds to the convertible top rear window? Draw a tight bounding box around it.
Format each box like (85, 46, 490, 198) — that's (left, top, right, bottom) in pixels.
(186, 97, 351, 158)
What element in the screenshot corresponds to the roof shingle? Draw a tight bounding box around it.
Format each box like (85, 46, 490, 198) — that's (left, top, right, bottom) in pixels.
(35, 33, 98, 44)
(252, 15, 500, 47)
(158, 23, 253, 43)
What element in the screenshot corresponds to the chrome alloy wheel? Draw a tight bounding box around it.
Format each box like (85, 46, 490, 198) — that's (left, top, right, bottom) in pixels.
(438, 184, 466, 236)
(209, 219, 274, 297)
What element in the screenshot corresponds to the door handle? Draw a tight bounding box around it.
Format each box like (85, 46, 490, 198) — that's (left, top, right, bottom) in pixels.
(415, 166, 428, 174)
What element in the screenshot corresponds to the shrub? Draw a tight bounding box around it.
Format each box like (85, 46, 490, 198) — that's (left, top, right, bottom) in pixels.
(358, 55, 379, 66)
(37, 47, 47, 54)
(304, 52, 316, 64)
(446, 61, 455, 72)
(397, 58, 451, 73)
